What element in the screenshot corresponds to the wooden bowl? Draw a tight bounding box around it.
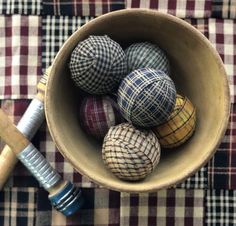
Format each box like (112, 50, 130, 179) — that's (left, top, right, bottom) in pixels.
(45, 9, 230, 192)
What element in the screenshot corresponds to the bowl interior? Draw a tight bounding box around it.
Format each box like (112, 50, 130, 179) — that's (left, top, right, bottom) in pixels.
(45, 9, 230, 192)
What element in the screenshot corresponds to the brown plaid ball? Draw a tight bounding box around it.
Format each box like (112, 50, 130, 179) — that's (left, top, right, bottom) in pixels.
(152, 94, 196, 148)
(102, 123, 161, 181)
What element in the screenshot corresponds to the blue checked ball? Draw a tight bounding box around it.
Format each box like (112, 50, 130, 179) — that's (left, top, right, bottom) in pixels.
(102, 123, 161, 181)
(79, 96, 124, 139)
(69, 35, 127, 95)
(117, 68, 176, 128)
(125, 42, 170, 75)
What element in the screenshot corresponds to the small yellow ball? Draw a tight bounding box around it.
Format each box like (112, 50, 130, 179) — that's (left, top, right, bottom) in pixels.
(152, 94, 196, 148)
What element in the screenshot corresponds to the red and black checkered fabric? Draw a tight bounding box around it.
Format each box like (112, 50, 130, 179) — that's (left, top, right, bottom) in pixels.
(208, 18, 236, 104)
(0, 15, 41, 99)
(212, 0, 236, 18)
(42, 0, 125, 16)
(121, 189, 204, 226)
(0, 0, 236, 225)
(208, 104, 236, 189)
(127, 0, 212, 18)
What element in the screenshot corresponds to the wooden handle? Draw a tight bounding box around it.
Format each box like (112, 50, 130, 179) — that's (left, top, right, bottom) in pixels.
(0, 109, 29, 154)
(36, 67, 50, 102)
(0, 145, 18, 186)
(0, 67, 51, 189)
(0, 103, 83, 216)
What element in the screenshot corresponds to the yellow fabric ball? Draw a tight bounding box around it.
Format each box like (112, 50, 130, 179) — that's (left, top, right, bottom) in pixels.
(152, 94, 196, 148)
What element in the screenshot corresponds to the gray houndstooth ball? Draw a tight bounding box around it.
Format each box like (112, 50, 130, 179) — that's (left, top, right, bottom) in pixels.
(102, 123, 161, 181)
(69, 35, 127, 95)
(125, 42, 170, 75)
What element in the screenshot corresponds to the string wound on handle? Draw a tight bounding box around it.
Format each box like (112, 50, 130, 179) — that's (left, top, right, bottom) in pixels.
(17, 143, 84, 216)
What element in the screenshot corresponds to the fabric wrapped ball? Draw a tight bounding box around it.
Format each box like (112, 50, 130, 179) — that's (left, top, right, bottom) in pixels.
(79, 96, 124, 139)
(125, 42, 170, 75)
(152, 94, 196, 148)
(102, 123, 161, 181)
(69, 35, 127, 95)
(117, 68, 176, 128)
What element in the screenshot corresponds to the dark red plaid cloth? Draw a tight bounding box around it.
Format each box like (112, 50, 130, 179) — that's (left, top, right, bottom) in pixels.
(42, 0, 125, 16)
(0, 1, 236, 226)
(0, 188, 120, 226)
(208, 104, 236, 189)
(127, 0, 212, 18)
(0, 15, 41, 99)
(212, 0, 236, 18)
(207, 18, 236, 190)
(121, 189, 204, 226)
(35, 188, 120, 226)
(208, 18, 236, 104)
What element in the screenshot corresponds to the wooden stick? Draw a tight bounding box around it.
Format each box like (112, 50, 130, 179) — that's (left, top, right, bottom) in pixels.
(0, 67, 50, 189)
(0, 109, 33, 154)
(0, 108, 83, 216)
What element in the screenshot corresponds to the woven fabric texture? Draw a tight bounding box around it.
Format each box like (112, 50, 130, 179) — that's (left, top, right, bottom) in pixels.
(102, 123, 161, 181)
(69, 35, 127, 94)
(153, 94, 196, 148)
(121, 189, 204, 226)
(206, 190, 236, 226)
(126, 0, 212, 18)
(79, 96, 124, 139)
(125, 42, 170, 75)
(0, 0, 42, 15)
(177, 167, 208, 189)
(42, 15, 92, 70)
(0, 187, 121, 226)
(118, 68, 176, 127)
(42, 0, 125, 16)
(0, 15, 41, 99)
(0, 188, 37, 226)
(208, 18, 236, 104)
(208, 103, 236, 189)
(0, 1, 236, 225)
(212, 0, 236, 18)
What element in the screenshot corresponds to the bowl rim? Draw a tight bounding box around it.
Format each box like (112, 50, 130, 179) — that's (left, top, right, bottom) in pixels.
(45, 9, 230, 192)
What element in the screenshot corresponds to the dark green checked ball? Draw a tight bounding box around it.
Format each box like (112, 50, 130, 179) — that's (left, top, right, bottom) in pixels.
(125, 42, 170, 75)
(117, 68, 176, 128)
(69, 35, 128, 95)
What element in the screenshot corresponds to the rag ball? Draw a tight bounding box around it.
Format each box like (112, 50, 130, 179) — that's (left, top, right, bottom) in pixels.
(117, 68, 176, 128)
(69, 35, 127, 95)
(152, 94, 196, 148)
(125, 42, 170, 75)
(102, 123, 161, 181)
(79, 96, 124, 139)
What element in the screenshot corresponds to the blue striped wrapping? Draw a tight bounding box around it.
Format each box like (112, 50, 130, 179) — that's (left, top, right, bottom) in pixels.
(125, 42, 170, 75)
(117, 68, 176, 128)
(69, 35, 127, 95)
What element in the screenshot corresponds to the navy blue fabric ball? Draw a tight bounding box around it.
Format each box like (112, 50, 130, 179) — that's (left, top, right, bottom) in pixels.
(117, 68, 176, 128)
(125, 42, 170, 75)
(69, 35, 127, 95)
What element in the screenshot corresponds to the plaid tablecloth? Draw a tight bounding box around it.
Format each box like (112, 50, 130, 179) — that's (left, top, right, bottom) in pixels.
(0, 0, 235, 225)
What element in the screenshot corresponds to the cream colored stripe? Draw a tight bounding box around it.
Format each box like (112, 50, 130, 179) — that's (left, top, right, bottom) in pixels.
(52, 209, 67, 225)
(120, 192, 131, 226)
(138, 193, 148, 226)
